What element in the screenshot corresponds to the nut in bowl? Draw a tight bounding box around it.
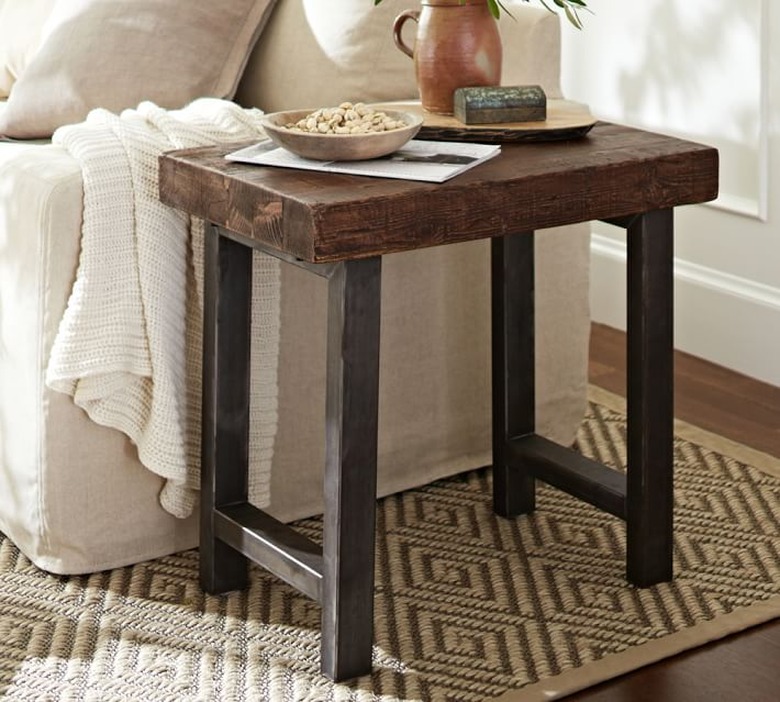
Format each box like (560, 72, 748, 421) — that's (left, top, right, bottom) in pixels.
(260, 103, 423, 161)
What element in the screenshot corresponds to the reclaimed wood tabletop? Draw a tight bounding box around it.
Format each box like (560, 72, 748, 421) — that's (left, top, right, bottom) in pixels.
(159, 122, 718, 263)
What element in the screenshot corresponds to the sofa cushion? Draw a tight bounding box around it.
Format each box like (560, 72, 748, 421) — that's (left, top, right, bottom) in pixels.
(0, 0, 278, 139)
(0, 0, 56, 99)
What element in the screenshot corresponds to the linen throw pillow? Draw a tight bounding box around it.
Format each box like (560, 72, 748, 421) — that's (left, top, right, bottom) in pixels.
(236, 0, 418, 113)
(0, 0, 278, 139)
(0, 0, 57, 99)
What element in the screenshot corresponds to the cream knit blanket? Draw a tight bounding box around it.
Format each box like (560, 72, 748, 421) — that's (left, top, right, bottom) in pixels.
(46, 99, 281, 519)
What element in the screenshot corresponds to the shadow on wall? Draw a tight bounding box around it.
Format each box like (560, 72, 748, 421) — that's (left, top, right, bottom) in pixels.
(618, 0, 759, 142)
(564, 0, 763, 212)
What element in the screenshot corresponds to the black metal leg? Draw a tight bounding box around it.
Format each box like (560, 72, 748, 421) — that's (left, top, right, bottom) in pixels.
(626, 209, 675, 586)
(200, 225, 251, 593)
(321, 257, 382, 681)
(491, 233, 536, 517)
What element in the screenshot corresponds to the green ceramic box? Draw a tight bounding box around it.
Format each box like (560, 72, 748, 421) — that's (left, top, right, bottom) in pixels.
(453, 85, 547, 125)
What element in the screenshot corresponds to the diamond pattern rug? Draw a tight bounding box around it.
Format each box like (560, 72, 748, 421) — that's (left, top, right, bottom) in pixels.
(0, 387, 778, 701)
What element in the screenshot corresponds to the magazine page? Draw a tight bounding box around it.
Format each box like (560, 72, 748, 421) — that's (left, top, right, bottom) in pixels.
(225, 139, 501, 183)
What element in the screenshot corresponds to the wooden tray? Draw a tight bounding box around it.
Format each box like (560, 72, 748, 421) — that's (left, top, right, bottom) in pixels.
(374, 99, 597, 143)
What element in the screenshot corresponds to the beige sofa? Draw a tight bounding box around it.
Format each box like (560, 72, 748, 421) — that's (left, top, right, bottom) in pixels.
(0, 0, 590, 574)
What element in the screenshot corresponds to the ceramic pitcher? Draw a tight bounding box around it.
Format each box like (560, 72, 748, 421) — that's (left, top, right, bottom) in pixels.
(393, 0, 502, 115)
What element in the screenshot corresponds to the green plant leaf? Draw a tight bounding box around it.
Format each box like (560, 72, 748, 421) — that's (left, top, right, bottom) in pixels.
(564, 5, 583, 29)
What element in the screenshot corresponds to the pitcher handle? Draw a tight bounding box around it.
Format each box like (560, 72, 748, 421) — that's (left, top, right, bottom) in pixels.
(393, 10, 419, 59)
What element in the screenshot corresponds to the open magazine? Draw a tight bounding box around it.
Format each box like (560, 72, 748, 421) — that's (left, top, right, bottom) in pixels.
(225, 138, 501, 183)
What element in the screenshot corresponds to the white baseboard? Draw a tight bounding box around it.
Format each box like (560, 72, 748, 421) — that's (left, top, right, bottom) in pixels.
(590, 234, 780, 387)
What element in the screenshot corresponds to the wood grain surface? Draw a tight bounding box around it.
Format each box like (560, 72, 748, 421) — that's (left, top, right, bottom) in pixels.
(159, 122, 718, 263)
(389, 98, 597, 142)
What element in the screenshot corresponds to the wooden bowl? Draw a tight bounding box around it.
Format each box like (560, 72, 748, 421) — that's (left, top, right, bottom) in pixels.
(260, 108, 423, 161)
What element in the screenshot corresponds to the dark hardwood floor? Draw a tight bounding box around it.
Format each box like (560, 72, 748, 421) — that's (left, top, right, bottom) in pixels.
(589, 323, 780, 458)
(567, 323, 780, 701)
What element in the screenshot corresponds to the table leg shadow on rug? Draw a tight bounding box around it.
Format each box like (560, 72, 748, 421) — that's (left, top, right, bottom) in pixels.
(0, 386, 778, 701)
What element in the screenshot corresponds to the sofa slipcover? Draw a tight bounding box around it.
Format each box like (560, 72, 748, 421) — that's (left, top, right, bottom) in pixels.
(0, 1, 591, 574)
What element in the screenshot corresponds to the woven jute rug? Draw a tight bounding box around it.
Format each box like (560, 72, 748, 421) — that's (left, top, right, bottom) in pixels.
(1, 387, 778, 701)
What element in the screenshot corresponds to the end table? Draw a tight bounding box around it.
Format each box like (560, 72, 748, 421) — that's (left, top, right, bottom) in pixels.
(159, 123, 718, 681)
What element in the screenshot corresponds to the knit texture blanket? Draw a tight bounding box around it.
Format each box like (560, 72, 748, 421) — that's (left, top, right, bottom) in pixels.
(46, 99, 281, 518)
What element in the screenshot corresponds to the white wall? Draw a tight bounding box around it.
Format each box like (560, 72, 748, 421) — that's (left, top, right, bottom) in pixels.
(559, 0, 780, 386)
